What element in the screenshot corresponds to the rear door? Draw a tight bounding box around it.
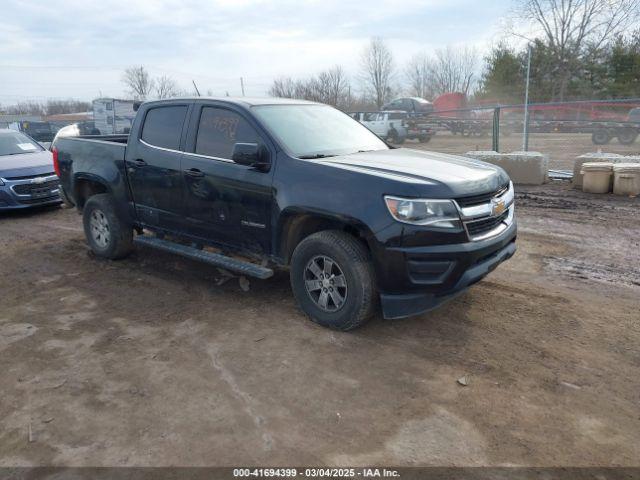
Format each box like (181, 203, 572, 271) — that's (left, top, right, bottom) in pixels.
(180, 103, 275, 254)
(389, 112, 405, 133)
(126, 103, 191, 232)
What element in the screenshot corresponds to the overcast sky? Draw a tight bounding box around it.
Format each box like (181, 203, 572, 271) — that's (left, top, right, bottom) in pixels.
(0, 0, 514, 104)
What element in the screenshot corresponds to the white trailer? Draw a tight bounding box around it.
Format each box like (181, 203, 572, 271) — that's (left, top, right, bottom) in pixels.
(92, 98, 137, 135)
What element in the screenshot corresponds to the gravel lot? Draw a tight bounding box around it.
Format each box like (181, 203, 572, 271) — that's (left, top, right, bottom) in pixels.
(1, 182, 639, 467)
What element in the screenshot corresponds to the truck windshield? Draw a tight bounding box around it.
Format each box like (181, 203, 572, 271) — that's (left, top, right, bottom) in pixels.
(252, 104, 388, 158)
(0, 131, 44, 157)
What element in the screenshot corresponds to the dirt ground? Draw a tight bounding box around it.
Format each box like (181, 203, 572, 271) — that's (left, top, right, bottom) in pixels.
(410, 132, 639, 170)
(0, 182, 639, 467)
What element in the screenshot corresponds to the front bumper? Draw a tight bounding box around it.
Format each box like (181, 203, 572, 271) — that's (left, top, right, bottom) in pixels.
(377, 219, 517, 319)
(0, 175, 61, 211)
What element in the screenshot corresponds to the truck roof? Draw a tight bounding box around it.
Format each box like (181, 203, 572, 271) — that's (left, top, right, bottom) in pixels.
(142, 97, 320, 108)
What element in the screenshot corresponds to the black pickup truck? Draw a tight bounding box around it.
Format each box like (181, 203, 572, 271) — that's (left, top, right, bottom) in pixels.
(52, 97, 516, 330)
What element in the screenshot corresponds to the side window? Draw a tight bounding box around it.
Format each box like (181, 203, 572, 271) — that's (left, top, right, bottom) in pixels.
(141, 105, 188, 150)
(195, 107, 259, 159)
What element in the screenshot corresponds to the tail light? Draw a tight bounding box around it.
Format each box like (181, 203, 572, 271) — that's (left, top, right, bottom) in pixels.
(52, 147, 60, 177)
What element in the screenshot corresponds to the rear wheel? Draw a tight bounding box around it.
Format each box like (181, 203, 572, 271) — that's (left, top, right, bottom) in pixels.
(82, 194, 133, 259)
(290, 231, 376, 331)
(419, 135, 431, 143)
(617, 128, 638, 145)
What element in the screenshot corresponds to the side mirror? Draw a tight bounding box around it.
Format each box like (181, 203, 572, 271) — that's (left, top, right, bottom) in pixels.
(231, 143, 270, 171)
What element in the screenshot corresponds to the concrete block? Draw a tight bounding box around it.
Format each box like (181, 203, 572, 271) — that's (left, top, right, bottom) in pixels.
(573, 153, 640, 188)
(465, 151, 549, 185)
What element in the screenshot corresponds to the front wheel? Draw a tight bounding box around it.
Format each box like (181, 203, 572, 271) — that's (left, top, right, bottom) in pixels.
(290, 231, 376, 331)
(82, 194, 133, 260)
(592, 129, 612, 145)
(387, 129, 404, 144)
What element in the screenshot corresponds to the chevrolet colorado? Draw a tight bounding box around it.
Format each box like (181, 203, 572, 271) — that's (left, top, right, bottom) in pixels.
(52, 97, 516, 330)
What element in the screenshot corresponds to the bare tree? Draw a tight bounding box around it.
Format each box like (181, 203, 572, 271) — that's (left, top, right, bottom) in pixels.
(269, 77, 299, 98)
(268, 67, 352, 108)
(360, 37, 395, 108)
(122, 66, 155, 100)
(428, 46, 477, 97)
(45, 99, 91, 115)
(3, 101, 45, 116)
(155, 75, 181, 99)
(514, 0, 640, 99)
(316, 66, 350, 107)
(405, 53, 433, 99)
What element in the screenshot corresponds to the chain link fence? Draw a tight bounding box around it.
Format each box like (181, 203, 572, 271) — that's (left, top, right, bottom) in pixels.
(395, 98, 640, 177)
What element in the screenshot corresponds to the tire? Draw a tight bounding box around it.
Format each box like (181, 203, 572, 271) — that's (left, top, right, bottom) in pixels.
(419, 135, 431, 143)
(387, 129, 399, 144)
(592, 129, 612, 145)
(82, 194, 133, 260)
(290, 231, 376, 331)
(617, 128, 638, 145)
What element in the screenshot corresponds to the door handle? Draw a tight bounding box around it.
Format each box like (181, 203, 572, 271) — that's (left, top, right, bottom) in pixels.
(132, 158, 147, 167)
(184, 168, 204, 178)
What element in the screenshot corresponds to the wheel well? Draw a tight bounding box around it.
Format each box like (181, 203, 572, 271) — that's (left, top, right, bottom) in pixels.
(280, 214, 370, 264)
(74, 179, 108, 210)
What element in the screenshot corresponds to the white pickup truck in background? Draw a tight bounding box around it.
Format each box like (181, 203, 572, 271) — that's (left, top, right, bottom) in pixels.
(350, 111, 408, 144)
(350, 111, 435, 144)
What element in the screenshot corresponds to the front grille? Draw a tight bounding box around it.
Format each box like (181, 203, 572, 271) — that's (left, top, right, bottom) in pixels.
(12, 180, 59, 196)
(19, 195, 60, 205)
(465, 210, 509, 237)
(456, 184, 509, 208)
(5, 172, 56, 181)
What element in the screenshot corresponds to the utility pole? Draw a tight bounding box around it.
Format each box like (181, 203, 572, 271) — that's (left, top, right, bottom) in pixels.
(522, 43, 532, 151)
(240, 77, 245, 96)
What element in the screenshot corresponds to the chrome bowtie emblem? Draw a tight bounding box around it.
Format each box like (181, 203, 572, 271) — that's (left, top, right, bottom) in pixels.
(31, 177, 46, 184)
(491, 198, 506, 216)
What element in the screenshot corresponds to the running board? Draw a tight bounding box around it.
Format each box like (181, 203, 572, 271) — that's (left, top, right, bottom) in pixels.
(134, 235, 274, 280)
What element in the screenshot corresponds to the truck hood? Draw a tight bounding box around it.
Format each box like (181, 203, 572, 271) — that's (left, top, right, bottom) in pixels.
(0, 151, 54, 179)
(317, 148, 508, 197)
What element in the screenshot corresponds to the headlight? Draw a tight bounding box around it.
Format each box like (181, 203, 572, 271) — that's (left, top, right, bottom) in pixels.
(384, 196, 461, 228)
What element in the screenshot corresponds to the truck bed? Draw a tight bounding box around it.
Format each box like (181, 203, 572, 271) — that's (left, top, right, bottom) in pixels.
(54, 135, 131, 208)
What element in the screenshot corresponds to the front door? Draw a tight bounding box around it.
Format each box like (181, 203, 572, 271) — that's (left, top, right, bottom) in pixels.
(126, 103, 191, 233)
(180, 104, 274, 254)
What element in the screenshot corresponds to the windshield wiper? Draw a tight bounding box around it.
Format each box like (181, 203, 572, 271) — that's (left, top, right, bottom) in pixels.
(298, 153, 337, 159)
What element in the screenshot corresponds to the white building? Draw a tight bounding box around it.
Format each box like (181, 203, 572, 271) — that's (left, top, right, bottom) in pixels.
(92, 98, 137, 134)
